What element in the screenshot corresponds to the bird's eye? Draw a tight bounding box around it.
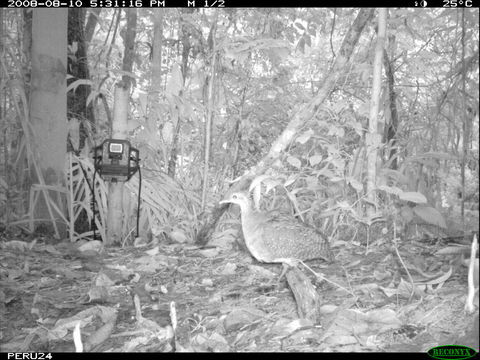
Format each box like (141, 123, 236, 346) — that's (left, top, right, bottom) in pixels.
(232, 194, 237, 199)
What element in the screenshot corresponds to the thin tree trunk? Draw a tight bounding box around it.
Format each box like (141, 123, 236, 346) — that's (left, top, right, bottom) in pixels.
(68, 8, 95, 152)
(106, 82, 129, 245)
(149, 9, 163, 97)
(201, 12, 218, 210)
(85, 8, 101, 44)
(383, 41, 399, 170)
(166, 10, 192, 177)
(366, 8, 386, 219)
(148, 10, 165, 171)
(121, 9, 137, 89)
(106, 9, 137, 244)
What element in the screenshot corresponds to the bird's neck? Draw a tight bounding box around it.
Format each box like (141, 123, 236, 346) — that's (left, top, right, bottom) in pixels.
(237, 200, 253, 217)
(238, 200, 264, 232)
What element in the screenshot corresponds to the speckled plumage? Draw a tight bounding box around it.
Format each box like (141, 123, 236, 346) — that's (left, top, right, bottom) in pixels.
(220, 192, 333, 264)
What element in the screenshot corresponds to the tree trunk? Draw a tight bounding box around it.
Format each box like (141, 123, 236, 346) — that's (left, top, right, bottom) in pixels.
(382, 36, 399, 170)
(148, 10, 165, 171)
(166, 10, 191, 178)
(106, 9, 137, 245)
(106, 82, 129, 245)
(201, 12, 218, 210)
(149, 9, 163, 94)
(195, 8, 375, 245)
(30, 9, 68, 238)
(85, 9, 101, 44)
(121, 9, 137, 89)
(67, 8, 96, 235)
(67, 8, 95, 152)
(366, 9, 386, 219)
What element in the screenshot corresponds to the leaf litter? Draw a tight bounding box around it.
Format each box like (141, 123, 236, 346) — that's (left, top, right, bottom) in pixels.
(0, 230, 478, 352)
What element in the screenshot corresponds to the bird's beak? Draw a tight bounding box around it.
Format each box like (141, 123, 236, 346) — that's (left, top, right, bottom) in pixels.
(219, 199, 230, 204)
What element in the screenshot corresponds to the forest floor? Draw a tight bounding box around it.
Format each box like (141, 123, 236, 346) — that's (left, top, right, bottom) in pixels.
(0, 226, 478, 353)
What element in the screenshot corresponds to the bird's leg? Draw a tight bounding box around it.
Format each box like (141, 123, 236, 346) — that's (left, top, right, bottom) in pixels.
(278, 262, 290, 283)
(276, 258, 301, 284)
(265, 261, 298, 288)
(262, 264, 288, 289)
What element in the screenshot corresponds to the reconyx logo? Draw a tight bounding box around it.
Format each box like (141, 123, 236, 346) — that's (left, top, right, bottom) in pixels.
(428, 345, 478, 360)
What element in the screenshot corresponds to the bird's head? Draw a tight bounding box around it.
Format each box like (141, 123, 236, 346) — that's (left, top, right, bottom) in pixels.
(219, 192, 251, 208)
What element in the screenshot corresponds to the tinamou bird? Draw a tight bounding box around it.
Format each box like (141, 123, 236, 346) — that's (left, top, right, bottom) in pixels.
(220, 192, 333, 264)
